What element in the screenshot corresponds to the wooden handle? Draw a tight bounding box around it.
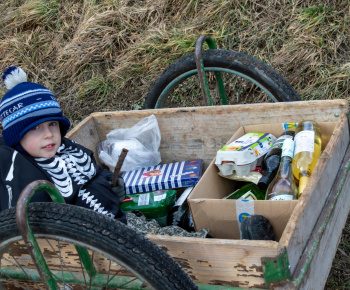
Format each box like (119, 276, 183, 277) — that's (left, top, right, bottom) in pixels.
(112, 148, 129, 187)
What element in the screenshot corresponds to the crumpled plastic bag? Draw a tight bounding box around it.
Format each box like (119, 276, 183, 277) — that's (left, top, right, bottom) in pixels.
(98, 114, 161, 172)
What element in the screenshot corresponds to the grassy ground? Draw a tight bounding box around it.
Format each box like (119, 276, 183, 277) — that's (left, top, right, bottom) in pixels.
(0, 0, 349, 287)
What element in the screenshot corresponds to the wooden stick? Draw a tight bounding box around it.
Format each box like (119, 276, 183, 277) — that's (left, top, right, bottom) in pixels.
(112, 148, 129, 187)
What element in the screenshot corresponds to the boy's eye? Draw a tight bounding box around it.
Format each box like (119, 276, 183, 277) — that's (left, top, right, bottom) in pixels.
(49, 121, 58, 126)
(32, 125, 40, 130)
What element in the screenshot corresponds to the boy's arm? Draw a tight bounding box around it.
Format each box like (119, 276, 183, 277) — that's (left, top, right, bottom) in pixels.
(63, 137, 126, 202)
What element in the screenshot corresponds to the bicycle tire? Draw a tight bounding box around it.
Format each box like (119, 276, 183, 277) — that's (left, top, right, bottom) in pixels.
(143, 49, 301, 109)
(0, 202, 198, 289)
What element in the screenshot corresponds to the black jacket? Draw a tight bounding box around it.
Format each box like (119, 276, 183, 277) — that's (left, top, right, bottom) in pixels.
(0, 137, 121, 218)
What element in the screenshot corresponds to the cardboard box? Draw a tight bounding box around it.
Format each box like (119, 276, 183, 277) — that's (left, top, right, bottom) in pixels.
(188, 122, 336, 241)
(122, 159, 203, 195)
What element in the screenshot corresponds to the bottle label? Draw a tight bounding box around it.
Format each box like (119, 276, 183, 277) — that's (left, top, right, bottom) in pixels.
(238, 190, 257, 201)
(272, 135, 293, 149)
(283, 123, 297, 130)
(281, 139, 295, 158)
(294, 131, 315, 155)
(270, 194, 293, 201)
(138, 193, 150, 206)
(236, 199, 255, 239)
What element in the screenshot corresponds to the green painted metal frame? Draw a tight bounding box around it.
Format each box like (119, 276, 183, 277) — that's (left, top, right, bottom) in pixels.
(13, 180, 98, 289)
(195, 35, 227, 106)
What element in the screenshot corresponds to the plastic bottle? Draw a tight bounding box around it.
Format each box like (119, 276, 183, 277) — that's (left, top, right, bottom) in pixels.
(257, 130, 295, 190)
(292, 120, 322, 197)
(224, 182, 265, 200)
(266, 139, 298, 200)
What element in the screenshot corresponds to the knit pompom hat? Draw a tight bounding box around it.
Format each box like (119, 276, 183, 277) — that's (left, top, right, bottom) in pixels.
(0, 67, 70, 147)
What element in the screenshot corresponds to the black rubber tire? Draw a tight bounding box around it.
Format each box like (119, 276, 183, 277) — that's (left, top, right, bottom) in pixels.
(0, 203, 198, 289)
(143, 49, 301, 109)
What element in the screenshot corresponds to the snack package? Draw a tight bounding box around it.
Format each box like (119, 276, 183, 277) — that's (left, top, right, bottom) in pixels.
(122, 159, 203, 195)
(120, 190, 177, 227)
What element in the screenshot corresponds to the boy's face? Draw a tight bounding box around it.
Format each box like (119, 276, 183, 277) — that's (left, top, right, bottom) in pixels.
(20, 121, 61, 158)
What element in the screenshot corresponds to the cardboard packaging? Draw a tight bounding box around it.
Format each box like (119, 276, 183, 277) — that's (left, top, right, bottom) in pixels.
(188, 122, 335, 241)
(122, 159, 203, 195)
(215, 132, 276, 176)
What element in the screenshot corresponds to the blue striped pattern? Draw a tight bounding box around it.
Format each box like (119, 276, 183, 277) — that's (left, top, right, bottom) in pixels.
(2, 101, 60, 127)
(122, 159, 203, 195)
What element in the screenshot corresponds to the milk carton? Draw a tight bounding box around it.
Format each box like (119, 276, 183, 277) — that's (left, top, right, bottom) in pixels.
(215, 133, 276, 176)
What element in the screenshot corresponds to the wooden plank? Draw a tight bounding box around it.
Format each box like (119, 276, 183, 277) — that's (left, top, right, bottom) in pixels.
(278, 114, 350, 274)
(86, 100, 348, 169)
(147, 235, 278, 288)
(296, 148, 350, 289)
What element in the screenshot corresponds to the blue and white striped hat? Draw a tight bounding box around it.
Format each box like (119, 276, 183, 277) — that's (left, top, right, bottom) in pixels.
(0, 67, 70, 147)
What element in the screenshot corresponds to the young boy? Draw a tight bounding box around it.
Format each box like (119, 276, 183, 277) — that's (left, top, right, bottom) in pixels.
(0, 67, 126, 223)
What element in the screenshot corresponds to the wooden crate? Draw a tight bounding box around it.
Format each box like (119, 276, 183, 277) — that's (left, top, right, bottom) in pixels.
(67, 99, 350, 289)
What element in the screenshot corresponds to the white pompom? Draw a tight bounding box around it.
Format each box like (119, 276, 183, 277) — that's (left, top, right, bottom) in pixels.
(2, 67, 27, 90)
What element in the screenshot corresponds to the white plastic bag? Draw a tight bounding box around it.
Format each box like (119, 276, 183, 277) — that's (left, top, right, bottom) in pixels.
(98, 115, 161, 172)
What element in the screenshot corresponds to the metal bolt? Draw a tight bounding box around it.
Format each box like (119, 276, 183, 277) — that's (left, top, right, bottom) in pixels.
(334, 113, 339, 117)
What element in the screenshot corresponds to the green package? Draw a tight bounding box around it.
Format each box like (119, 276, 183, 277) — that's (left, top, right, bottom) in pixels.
(120, 190, 177, 226)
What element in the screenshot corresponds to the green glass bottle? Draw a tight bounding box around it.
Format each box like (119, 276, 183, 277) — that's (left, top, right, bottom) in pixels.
(224, 182, 266, 200)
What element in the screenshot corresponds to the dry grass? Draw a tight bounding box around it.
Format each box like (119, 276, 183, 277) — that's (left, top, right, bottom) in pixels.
(0, 0, 349, 287)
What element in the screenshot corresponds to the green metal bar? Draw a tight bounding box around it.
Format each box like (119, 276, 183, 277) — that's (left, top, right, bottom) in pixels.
(15, 180, 98, 289)
(1, 267, 151, 289)
(202, 37, 227, 105)
(75, 246, 97, 278)
(214, 71, 228, 105)
(16, 181, 63, 289)
(195, 35, 227, 106)
(261, 249, 291, 288)
(202, 36, 228, 105)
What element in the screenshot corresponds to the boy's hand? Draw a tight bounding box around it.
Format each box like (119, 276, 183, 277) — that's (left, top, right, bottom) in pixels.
(112, 177, 126, 202)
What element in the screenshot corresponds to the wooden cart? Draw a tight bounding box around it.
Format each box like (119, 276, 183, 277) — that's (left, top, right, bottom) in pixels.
(65, 99, 350, 289)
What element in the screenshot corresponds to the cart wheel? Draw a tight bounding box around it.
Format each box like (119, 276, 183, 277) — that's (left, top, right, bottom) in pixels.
(143, 49, 301, 109)
(0, 202, 198, 289)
